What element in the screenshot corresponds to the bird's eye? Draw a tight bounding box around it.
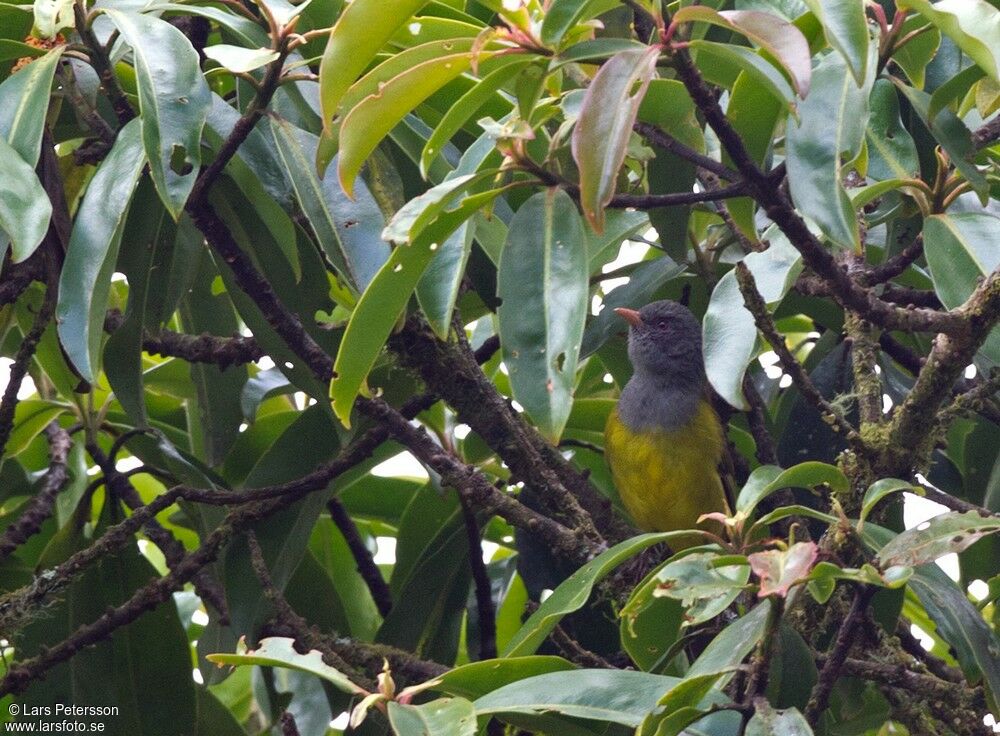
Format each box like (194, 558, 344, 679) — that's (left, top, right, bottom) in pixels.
(657, 320, 667, 329)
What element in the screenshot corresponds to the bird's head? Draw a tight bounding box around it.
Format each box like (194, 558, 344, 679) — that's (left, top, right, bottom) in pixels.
(615, 300, 704, 384)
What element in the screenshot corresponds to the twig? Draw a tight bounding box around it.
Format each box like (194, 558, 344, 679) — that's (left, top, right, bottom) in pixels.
(104, 310, 265, 369)
(743, 598, 783, 702)
(913, 479, 999, 518)
(278, 711, 300, 736)
(741, 374, 778, 465)
(670, 49, 967, 337)
(972, 115, 1000, 149)
(459, 497, 497, 660)
(72, 0, 134, 125)
(805, 586, 876, 723)
(608, 182, 747, 209)
(862, 236, 924, 285)
(327, 497, 393, 618)
(735, 263, 862, 447)
(549, 625, 615, 669)
(0, 424, 71, 560)
(0, 290, 53, 458)
(634, 121, 740, 181)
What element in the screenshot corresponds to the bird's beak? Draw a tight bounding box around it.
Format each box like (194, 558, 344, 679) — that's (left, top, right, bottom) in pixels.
(614, 307, 642, 327)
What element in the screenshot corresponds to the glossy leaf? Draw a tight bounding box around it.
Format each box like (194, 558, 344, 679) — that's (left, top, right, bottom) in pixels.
(801, 0, 869, 85)
(541, 0, 618, 47)
(0, 135, 51, 263)
(415, 220, 474, 339)
(690, 40, 797, 110)
(686, 599, 772, 680)
(0, 48, 63, 166)
(435, 657, 577, 700)
(923, 213, 1000, 365)
(620, 565, 684, 671)
(859, 478, 916, 525)
(338, 52, 479, 196)
(672, 7, 811, 95)
(5, 401, 65, 457)
(474, 669, 683, 727)
(203, 44, 279, 73)
(786, 50, 873, 250)
(56, 119, 146, 382)
(703, 233, 802, 409)
(319, 0, 429, 130)
(497, 188, 588, 442)
(745, 702, 813, 736)
(877, 511, 1000, 568)
(651, 552, 751, 626)
(388, 698, 477, 736)
(106, 10, 211, 219)
(572, 45, 659, 232)
(865, 79, 919, 181)
(504, 532, 678, 657)
(331, 188, 501, 426)
(737, 461, 849, 515)
(897, 0, 1000, 82)
(207, 637, 366, 695)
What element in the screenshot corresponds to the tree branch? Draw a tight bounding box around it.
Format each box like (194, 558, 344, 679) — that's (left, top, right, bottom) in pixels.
(327, 497, 393, 618)
(634, 121, 740, 181)
(460, 497, 497, 660)
(0, 424, 71, 560)
(735, 263, 862, 448)
(0, 289, 53, 458)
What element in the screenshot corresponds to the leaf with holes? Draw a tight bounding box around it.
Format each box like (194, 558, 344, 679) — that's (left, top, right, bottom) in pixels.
(876, 511, 1000, 568)
(105, 10, 211, 219)
(498, 189, 588, 442)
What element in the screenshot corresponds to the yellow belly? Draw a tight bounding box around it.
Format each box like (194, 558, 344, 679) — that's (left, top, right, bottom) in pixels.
(604, 400, 730, 549)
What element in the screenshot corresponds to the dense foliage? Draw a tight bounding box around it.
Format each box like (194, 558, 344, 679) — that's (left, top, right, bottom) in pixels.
(0, 0, 998, 734)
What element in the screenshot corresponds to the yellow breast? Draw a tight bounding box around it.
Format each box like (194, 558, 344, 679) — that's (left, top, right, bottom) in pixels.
(604, 399, 730, 549)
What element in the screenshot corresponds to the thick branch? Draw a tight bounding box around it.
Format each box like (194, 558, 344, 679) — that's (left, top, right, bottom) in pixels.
(972, 115, 1000, 149)
(634, 121, 739, 181)
(460, 498, 497, 660)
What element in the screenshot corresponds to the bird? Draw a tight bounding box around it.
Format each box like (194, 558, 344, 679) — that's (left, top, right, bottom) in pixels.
(604, 300, 732, 550)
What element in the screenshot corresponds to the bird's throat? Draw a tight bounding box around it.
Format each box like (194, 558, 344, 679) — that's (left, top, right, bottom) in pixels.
(616, 371, 702, 432)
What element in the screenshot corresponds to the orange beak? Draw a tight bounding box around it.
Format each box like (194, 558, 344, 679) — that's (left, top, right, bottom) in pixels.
(614, 307, 642, 327)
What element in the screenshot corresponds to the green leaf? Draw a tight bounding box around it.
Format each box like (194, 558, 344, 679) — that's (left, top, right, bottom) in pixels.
(388, 698, 477, 736)
(876, 511, 1000, 568)
(865, 79, 920, 181)
(585, 208, 652, 270)
(894, 82, 988, 201)
(703, 232, 803, 409)
(330, 188, 498, 425)
(687, 599, 773, 679)
(207, 637, 366, 696)
(203, 44, 280, 73)
(105, 9, 211, 219)
(651, 552, 751, 626)
(5, 401, 65, 457)
(897, 0, 1000, 82)
(338, 52, 479, 196)
(637, 671, 732, 736)
(421, 59, 529, 177)
(928, 64, 986, 122)
(436, 657, 577, 700)
(0, 48, 62, 166)
(415, 220, 474, 339)
(497, 188, 588, 442)
(801, 0, 869, 85)
(672, 7, 811, 95)
(745, 702, 814, 736)
(503, 532, 679, 657)
(0, 135, 51, 263)
(319, 0, 430, 129)
(859, 478, 916, 525)
(268, 119, 390, 292)
(891, 14, 940, 90)
(541, 0, 618, 47)
(786, 50, 873, 250)
(473, 669, 683, 727)
(737, 461, 849, 515)
(923, 213, 1000, 365)
(690, 40, 797, 110)
(56, 119, 146, 382)
(620, 565, 684, 671)
(572, 46, 659, 232)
